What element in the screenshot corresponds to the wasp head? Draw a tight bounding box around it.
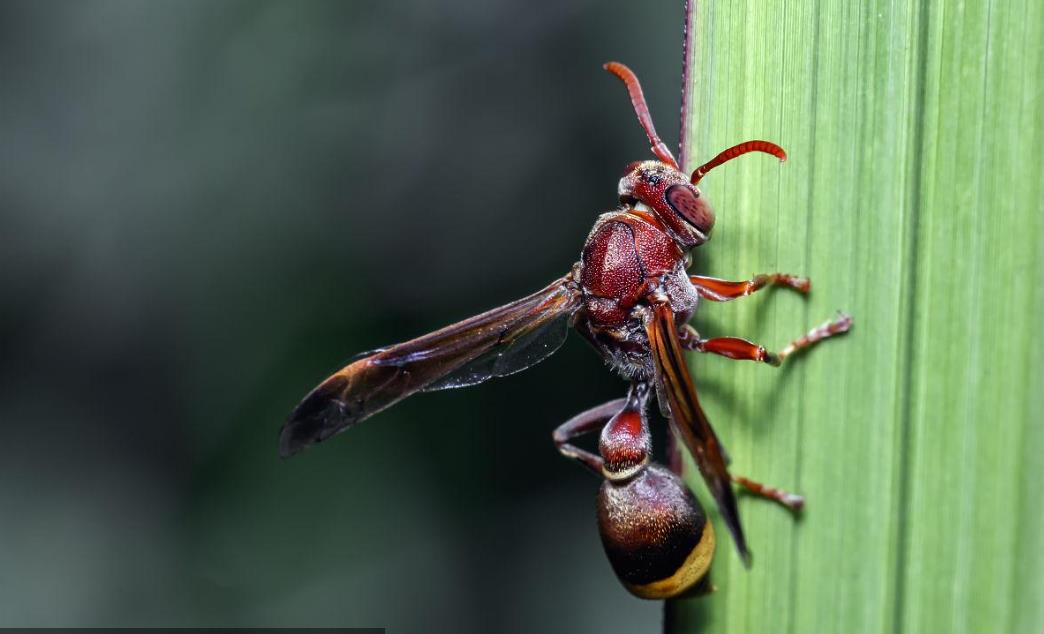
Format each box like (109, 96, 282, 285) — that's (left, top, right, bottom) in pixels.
(604, 62, 787, 250)
(618, 161, 714, 249)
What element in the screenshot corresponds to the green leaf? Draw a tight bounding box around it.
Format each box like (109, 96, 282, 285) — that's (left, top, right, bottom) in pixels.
(670, 1, 1043, 632)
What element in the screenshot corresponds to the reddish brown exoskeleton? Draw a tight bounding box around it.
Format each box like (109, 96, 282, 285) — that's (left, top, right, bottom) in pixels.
(282, 61, 850, 599)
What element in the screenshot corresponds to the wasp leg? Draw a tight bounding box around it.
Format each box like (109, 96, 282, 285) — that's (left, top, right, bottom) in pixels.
(679, 314, 852, 367)
(679, 327, 780, 366)
(732, 474, 804, 511)
(775, 313, 853, 362)
(552, 398, 626, 476)
(689, 273, 810, 302)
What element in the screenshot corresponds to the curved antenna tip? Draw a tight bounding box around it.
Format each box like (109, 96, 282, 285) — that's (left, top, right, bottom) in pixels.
(690, 140, 788, 185)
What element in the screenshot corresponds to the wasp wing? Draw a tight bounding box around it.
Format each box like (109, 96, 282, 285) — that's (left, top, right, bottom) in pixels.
(420, 308, 574, 391)
(646, 302, 750, 564)
(281, 275, 581, 457)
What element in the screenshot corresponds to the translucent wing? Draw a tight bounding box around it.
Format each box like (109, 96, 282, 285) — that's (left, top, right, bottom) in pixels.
(280, 275, 581, 457)
(421, 309, 573, 391)
(646, 302, 750, 563)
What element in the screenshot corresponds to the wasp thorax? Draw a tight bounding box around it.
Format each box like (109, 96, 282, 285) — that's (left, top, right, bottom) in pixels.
(597, 464, 715, 600)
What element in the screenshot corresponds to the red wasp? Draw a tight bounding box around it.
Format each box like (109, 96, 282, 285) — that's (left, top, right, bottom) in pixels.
(282, 61, 850, 598)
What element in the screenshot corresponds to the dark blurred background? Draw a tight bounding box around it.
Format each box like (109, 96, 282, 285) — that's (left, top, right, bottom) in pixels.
(0, 0, 687, 629)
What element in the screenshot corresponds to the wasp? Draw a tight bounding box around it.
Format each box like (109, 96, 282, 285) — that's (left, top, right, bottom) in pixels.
(282, 61, 850, 599)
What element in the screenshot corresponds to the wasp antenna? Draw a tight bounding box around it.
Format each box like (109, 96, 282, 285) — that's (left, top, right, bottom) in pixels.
(604, 61, 679, 170)
(690, 140, 787, 185)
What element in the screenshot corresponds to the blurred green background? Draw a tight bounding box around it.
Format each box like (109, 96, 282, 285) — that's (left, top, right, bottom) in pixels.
(0, 0, 695, 630)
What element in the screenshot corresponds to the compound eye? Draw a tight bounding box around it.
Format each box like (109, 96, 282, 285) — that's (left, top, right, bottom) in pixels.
(665, 184, 715, 235)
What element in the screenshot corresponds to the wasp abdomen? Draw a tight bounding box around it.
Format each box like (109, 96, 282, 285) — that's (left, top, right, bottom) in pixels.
(597, 463, 714, 599)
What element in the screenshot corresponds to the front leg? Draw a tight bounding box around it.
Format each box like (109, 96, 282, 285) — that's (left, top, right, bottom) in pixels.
(689, 273, 810, 301)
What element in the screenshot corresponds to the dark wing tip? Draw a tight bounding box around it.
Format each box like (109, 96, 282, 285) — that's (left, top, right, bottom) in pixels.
(278, 425, 307, 459)
(279, 375, 352, 458)
(714, 481, 751, 565)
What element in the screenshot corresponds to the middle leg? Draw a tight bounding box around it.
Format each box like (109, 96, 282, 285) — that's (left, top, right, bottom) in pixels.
(678, 314, 852, 367)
